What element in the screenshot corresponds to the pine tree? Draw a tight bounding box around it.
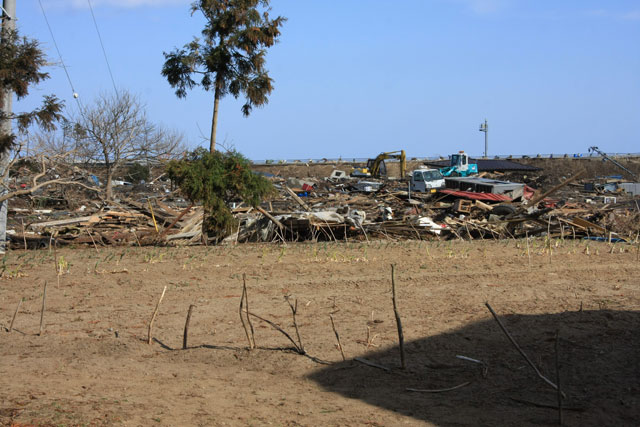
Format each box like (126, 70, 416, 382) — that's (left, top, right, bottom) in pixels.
(162, 0, 285, 152)
(0, 29, 63, 153)
(0, 26, 64, 253)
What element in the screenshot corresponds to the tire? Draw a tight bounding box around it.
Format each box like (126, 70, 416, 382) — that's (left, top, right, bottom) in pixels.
(492, 204, 517, 216)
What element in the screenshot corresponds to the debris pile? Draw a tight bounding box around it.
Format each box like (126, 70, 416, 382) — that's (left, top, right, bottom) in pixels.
(7, 164, 640, 249)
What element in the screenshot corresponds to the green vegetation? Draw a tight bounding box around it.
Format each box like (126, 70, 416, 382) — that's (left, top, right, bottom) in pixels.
(0, 29, 63, 153)
(126, 162, 151, 184)
(167, 148, 274, 242)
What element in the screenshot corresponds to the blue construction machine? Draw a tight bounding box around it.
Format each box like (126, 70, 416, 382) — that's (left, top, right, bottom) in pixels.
(439, 151, 479, 177)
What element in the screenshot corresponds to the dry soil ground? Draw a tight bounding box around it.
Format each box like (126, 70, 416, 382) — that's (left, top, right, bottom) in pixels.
(0, 240, 639, 426)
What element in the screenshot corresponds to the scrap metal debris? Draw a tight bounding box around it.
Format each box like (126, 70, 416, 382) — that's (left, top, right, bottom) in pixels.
(6, 163, 640, 248)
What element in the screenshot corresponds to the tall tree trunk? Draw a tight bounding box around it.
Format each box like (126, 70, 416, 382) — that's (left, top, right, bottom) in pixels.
(210, 84, 221, 153)
(105, 167, 114, 201)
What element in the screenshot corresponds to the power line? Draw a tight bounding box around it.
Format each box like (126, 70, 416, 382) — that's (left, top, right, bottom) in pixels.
(37, 0, 83, 111)
(87, 0, 118, 95)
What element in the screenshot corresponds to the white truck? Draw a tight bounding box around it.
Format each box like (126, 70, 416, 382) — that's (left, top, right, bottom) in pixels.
(410, 168, 445, 193)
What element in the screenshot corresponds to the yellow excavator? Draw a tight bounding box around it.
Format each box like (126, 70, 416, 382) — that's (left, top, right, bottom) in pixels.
(351, 150, 406, 179)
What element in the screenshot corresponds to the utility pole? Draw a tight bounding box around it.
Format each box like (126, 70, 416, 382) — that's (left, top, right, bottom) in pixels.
(0, 0, 16, 254)
(479, 119, 488, 158)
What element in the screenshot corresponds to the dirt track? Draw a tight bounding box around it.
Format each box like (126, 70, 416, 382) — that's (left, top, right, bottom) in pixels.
(1, 240, 639, 426)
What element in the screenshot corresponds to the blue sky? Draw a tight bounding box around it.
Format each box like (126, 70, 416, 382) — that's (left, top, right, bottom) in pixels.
(15, 0, 640, 160)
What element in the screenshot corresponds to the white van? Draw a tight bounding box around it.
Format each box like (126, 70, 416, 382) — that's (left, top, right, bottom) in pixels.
(410, 168, 445, 193)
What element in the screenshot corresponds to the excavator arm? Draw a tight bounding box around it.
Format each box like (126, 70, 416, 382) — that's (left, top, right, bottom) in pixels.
(368, 150, 406, 178)
(588, 146, 638, 181)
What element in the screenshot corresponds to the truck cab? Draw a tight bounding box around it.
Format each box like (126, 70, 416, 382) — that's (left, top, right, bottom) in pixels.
(410, 168, 445, 193)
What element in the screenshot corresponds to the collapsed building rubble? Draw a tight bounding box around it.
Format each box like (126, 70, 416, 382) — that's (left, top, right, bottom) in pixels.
(6, 161, 640, 249)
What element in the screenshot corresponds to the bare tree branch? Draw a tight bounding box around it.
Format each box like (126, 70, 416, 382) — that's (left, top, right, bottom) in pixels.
(70, 90, 186, 200)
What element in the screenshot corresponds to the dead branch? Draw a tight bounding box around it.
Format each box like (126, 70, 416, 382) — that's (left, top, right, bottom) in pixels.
(0, 177, 101, 204)
(391, 264, 406, 369)
(87, 230, 100, 253)
(21, 219, 27, 250)
(148, 286, 167, 345)
(8, 298, 22, 332)
(247, 311, 303, 354)
(244, 278, 256, 348)
(456, 355, 489, 378)
(0, 149, 103, 203)
(329, 314, 346, 361)
(485, 302, 564, 396)
(183, 304, 195, 349)
(38, 282, 47, 336)
(286, 297, 304, 352)
(239, 274, 254, 349)
(354, 357, 390, 372)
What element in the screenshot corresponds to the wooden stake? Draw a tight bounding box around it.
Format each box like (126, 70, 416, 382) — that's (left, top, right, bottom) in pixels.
(39, 282, 47, 336)
(286, 297, 304, 352)
(183, 304, 195, 350)
(55, 239, 62, 289)
(8, 298, 22, 332)
(133, 230, 142, 247)
(87, 229, 99, 253)
(244, 275, 255, 348)
(329, 314, 346, 361)
(547, 216, 552, 265)
(147, 286, 167, 345)
(555, 329, 563, 426)
(526, 232, 531, 268)
(21, 219, 27, 250)
(485, 302, 563, 395)
(239, 274, 254, 349)
(391, 264, 406, 369)
(53, 239, 59, 288)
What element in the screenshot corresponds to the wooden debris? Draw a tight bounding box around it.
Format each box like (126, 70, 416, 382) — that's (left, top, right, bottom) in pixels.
(9, 164, 638, 247)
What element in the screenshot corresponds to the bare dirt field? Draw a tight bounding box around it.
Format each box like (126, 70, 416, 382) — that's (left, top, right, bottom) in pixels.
(1, 240, 639, 426)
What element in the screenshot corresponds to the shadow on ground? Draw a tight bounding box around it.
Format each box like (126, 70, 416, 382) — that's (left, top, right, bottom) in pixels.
(308, 310, 639, 426)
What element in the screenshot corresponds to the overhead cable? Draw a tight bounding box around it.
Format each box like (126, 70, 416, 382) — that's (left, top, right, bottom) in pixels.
(37, 0, 83, 110)
(87, 0, 118, 95)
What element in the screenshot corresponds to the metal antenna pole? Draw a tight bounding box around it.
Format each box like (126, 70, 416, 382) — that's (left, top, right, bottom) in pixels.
(484, 119, 488, 158)
(1, 0, 15, 128)
(479, 119, 488, 158)
(0, 0, 16, 254)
